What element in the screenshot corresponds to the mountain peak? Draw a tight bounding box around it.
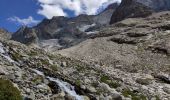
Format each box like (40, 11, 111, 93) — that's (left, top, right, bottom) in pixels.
(0, 28, 11, 40)
(110, 0, 170, 24)
(12, 2, 119, 50)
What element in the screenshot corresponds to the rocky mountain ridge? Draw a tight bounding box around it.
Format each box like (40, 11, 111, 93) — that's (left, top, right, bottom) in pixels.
(0, 28, 11, 40)
(12, 3, 119, 51)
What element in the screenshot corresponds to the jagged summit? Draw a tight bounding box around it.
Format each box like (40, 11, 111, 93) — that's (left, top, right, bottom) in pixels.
(0, 28, 11, 39)
(12, 26, 38, 44)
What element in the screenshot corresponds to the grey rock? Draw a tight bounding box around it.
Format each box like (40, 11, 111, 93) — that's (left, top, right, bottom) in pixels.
(163, 85, 170, 94)
(48, 81, 62, 94)
(61, 62, 67, 67)
(65, 94, 76, 100)
(83, 96, 90, 100)
(0, 68, 7, 75)
(110, 93, 122, 100)
(154, 73, 170, 84)
(50, 92, 65, 100)
(0, 28, 11, 40)
(86, 86, 97, 93)
(80, 85, 86, 90)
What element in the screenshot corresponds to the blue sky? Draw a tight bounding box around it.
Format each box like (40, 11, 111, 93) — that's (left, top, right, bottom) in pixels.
(0, 0, 40, 32)
(0, 0, 120, 32)
(0, 0, 44, 32)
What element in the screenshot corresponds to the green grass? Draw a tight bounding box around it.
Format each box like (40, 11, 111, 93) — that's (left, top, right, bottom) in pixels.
(41, 59, 50, 65)
(50, 64, 58, 71)
(32, 76, 44, 84)
(76, 65, 86, 72)
(100, 75, 110, 83)
(75, 80, 81, 86)
(108, 81, 121, 88)
(122, 88, 147, 100)
(10, 52, 23, 61)
(0, 78, 22, 100)
(28, 51, 38, 56)
(155, 95, 160, 100)
(136, 78, 151, 85)
(100, 75, 121, 88)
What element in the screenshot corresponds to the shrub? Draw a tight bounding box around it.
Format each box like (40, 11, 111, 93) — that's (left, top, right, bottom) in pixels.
(10, 52, 22, 61)
(100, 75, 110, 83)
(75, 80, 81, 86)
(122, 88, 147, 100)
(136, 78, 152, 85)
(0, 78, 22, 100)
(100, 75, 121, 88)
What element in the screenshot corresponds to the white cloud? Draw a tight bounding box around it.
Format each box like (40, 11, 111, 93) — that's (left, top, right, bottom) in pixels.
(37, 0, 121, 19)
(7, 16, 40, 26)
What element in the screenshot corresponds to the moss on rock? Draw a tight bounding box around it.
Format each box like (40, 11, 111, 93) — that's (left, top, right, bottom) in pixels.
(0, 78, 22, 100)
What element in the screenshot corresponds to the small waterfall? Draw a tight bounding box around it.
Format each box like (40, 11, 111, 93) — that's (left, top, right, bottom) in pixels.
(32, 69, 83, 100)
(0, 42, 15, 63)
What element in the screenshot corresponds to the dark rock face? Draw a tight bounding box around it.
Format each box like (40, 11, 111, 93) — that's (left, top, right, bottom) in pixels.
(136, 0, 170, 11)
(110, 0, 153, 24)
(110, 0, 170, 24)
(12, 26, 38, 44)
(12, 3, 119, 50)
(48, 81, 62, 94)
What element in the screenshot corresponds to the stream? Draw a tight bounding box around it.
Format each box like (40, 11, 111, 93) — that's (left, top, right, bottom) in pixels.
(0, 42, 83, 100)
(32, 69, 83, 100)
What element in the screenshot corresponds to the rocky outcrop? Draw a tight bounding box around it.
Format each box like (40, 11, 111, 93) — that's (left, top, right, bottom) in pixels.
(136, 0, 170, 11)
(110, 0, 153, 24)
(0, 28, 11, 40)
(110, 0, 170, 24)
(12, 26, 38, 45)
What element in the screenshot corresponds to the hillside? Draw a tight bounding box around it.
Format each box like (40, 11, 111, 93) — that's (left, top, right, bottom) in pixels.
(0, 0, 170, 100)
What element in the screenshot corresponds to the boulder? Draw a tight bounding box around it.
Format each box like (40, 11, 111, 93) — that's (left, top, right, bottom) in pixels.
(153, 73, 170, 84)
(86, 86, 97, 93)
(48, 81, 62, 94)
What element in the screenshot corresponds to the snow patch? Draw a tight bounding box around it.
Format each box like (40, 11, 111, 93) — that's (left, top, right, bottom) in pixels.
(79, 23, 96, 32)
(39, 39, 63, 51)
(86, 31, 98, 35)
